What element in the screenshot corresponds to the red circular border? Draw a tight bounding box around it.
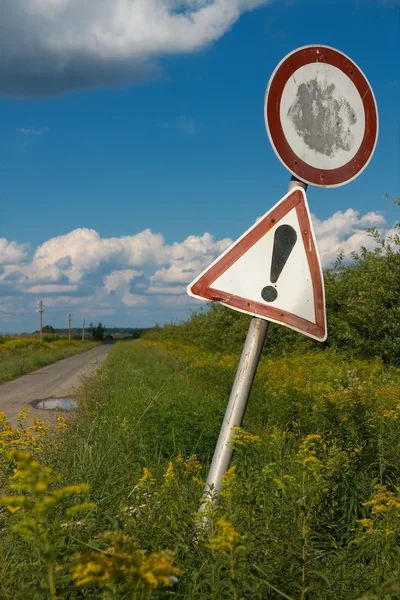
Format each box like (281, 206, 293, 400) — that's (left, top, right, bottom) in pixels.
(265, 46, 378, 187)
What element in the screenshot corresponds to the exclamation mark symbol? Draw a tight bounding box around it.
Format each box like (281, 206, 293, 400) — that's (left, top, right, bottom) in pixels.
(261, 224, 297, 302)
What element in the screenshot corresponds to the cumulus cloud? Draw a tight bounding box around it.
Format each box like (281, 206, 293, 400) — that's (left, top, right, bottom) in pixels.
(0, 207, 395, 329)
(26, 284, 79, 294)
(311, 209, 387, 266)
(0, 239, 29, 265)
(0, 0, 270, 96)
(0, 226, 231, 327)
(104, 269, 143, 293)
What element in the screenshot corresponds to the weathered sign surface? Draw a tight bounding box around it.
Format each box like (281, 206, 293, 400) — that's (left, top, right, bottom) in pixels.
(264, 45, 378, 187)
(187, 187, 326, 341)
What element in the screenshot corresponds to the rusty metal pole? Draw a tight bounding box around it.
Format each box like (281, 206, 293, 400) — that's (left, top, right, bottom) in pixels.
(199, 176, 307, 514)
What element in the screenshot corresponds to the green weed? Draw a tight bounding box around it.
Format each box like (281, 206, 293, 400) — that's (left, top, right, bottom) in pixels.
(1, 340, 399, 598)
(0, 339, 99, 383)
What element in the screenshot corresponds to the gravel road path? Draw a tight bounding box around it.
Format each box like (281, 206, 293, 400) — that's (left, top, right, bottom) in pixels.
(0, 344, 112, 426)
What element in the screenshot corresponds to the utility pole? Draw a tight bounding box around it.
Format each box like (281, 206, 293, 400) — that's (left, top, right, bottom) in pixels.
(82, 318, 85, 341)
(37, 301, 44, 342)
(68, 313, 71, 341)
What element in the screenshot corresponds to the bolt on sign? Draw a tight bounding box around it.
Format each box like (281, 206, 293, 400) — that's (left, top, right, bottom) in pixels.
(188, 45, 378, 514)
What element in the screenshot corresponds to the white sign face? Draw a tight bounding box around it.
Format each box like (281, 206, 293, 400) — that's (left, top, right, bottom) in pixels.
(212, 206, 315, 323)
(187, 187, 327, 341)
(280, 63, 366, 171)
(264, 45, 379, 188)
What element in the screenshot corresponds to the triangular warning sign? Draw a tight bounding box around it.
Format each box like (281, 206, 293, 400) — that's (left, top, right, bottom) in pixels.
(187, 187, 327, 341)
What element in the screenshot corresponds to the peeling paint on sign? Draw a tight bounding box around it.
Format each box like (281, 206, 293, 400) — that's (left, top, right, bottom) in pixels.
(264, 45, 378, 187)
(279, 62, 366, 171)
(288, 78, 357, 157)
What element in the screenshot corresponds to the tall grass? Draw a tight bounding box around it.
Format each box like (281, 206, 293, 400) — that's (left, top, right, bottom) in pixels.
(0, 338, 99, 383)
(1, 339, 400, 598)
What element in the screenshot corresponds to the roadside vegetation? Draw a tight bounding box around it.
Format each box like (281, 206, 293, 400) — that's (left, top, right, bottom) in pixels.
(0, 200, 398, 598)
(0, 338, 99, 384)
(1, 340, 400, 599)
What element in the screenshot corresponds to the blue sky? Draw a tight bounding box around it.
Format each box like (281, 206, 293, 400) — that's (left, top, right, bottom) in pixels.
(0, 0, 399, 332)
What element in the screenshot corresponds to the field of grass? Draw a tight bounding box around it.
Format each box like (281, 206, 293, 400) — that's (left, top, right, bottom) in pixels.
(0, 338, 99, 383)
(1, 339, 400, 599)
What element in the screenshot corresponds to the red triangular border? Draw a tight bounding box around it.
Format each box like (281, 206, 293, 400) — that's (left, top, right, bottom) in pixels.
(187, 188, 327, 341)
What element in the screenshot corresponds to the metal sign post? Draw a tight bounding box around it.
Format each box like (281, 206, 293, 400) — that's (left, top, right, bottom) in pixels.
(199, 177, 307, 511)
(188, 44, 378, 514)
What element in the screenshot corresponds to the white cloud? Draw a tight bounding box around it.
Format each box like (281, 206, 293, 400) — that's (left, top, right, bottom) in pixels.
(147, 285, 188, 294)
(104, 269, 143, 292)
(0, 0, 270, 96)
(122, 293, 148, 307)
(80, 307, 117, 317)
(311, 209, 387, 266)
(23, 227, 166, 284)
(26, 284, 78, 294)
(150, 265, 197, 284)
(0, 239, 29, 264)
(0, 207, 396, 330)
(44, 296, 83, 306)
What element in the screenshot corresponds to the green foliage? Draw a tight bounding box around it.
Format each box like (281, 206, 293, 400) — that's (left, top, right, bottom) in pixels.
(324, 231, 400, 365)
(0, 339, 99, 383)
(93, 322, 106, 341)
(2, 340, 400, 598)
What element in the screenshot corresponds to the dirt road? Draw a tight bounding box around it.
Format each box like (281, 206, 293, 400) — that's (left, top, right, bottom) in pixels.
(0, 344, 112, 426)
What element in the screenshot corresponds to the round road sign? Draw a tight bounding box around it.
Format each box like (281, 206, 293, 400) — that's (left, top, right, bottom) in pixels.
(264, 45, 378, 187)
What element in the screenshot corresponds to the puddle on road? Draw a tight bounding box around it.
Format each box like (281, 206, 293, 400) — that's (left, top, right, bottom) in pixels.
(33, 397, 76, 411)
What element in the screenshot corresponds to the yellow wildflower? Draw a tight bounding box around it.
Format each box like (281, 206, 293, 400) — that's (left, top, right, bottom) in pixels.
(208, 520, 246, 553)
(184, 455, 201, 476)
(0, 450, 93, 526)
(28, 419, 50, 435)
(0, 412, 11, 431)
(298, 434, 323, 467)
(361, 484, 400, 537)
(219, 466, 236, 500)
(7, 505, 21, 514)
(230, 426, 261, 447)
(56, 416, 69, 431)
(358, 518, 374, 532)
(16, 408, 29, 428)
(192, 476, 203, 486)
(381, 410, 398, 420)
(163, 462, 175, 485)
(70, 533, 181, 591)
(139, 468, 155, 487)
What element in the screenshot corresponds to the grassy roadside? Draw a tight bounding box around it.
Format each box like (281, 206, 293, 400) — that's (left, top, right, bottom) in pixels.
(1, 339, 400, 599)
(0, 339, 100, 384)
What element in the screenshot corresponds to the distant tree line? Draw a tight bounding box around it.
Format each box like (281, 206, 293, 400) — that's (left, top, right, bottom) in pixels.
(41, 325, 148, 342)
